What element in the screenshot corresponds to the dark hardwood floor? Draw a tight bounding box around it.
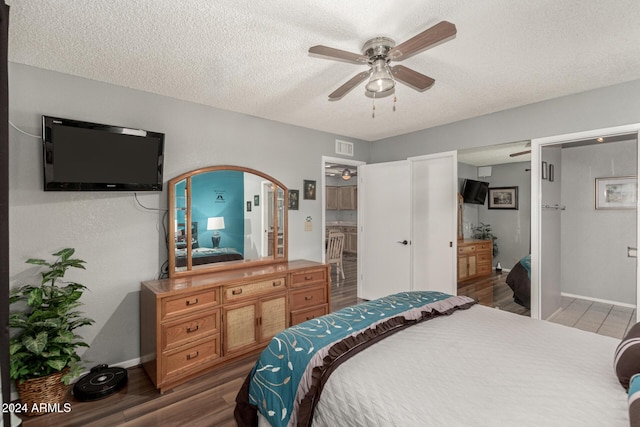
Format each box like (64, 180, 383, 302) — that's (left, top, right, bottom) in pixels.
(457, 269, 531, 317)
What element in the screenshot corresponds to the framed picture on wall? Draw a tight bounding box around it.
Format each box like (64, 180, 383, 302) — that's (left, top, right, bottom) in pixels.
(303, 180, 316, 200)
(595, 176, 637, 210)
(289, 190, 299, 210)
(488, 186, 519, 210)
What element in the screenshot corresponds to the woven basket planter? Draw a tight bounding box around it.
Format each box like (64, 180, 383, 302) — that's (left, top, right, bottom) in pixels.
(15, 369, 69, 417)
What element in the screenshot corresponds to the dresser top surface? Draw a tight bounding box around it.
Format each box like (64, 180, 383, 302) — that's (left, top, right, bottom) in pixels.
(142, 259, 327, 295)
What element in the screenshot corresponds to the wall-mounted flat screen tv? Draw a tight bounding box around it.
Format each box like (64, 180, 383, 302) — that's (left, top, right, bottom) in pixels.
(461, 179, 489, 205)
(42, 116, 164, 191)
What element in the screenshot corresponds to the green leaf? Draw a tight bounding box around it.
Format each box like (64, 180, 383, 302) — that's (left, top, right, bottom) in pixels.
(9, 341, 23, 356)
(25, 258, 48, 266)
(53, 330, 74, 344)
(45, 359, 68, 372)
(52, 247, 74, 259)
(23, 331, 48, 355)
(27, 287, 43, 307)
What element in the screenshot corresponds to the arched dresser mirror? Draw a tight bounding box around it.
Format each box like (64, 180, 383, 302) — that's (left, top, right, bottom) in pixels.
(168, 165, 288, 277)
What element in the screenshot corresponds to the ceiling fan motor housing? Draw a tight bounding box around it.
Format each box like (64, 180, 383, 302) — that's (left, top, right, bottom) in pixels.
(362, 37, 395, 63)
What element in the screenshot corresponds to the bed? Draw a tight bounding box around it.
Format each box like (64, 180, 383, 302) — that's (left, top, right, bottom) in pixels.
(174, 247, 244, 267)
(235, 291, 632, 427)
(505, 254, 531, 309)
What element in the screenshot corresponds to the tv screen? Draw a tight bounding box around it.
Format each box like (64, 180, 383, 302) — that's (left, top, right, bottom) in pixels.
(462, 179, 489, 205)
(42, 116, 164, 191)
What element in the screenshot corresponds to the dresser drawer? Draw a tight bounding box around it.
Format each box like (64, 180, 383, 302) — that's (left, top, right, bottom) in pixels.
(290, 268, 327, 288)
(162, 289, 220, 320)
(290, 304, 329, 325)
(476, 242, 492, 251)
(289, 284, 328, 310)
(162, 335, 220, 380)
(458, 245, 476, 254)
(162, 310, 220, 351)
(477, 252, 492, 263)
(224, 277, 286, 302)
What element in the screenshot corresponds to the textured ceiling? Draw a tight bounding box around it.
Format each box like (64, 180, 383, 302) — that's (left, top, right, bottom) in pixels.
(7, 1, 640, 141)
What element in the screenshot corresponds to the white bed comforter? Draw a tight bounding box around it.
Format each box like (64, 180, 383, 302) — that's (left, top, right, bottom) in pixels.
(310, 305, 628, 427)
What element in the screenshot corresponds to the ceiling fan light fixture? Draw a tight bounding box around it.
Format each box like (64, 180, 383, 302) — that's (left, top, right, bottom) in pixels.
(365, 59, 395, 93)
(341, 168, 352, 180)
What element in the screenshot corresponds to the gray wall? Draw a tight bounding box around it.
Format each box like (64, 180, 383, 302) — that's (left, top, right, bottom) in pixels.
(477, 162, 531, 270)
(561, 140, 637, 304)
(370, 79, 640, 162)
(8, 63, 369, 368)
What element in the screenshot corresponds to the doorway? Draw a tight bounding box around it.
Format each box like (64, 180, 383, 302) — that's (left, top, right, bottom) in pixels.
(531, 124, 640, 324)
(321, 156, 365, 310)
(457, 142, 532, 315)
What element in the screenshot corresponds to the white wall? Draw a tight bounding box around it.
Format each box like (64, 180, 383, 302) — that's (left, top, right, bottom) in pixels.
(561, 140, 637, 304)
(8, 63, 369, 368)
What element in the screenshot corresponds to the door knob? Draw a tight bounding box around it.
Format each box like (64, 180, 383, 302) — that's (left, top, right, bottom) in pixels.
(397, 240, 408, 245)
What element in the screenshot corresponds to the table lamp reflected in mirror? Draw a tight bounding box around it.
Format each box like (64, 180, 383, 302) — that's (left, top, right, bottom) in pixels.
(207, 217, 225, 248)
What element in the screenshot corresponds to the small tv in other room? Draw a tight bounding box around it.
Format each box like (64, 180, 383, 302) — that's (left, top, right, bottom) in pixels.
(461, 179, 489, 205)
(42, 116, 165, 191)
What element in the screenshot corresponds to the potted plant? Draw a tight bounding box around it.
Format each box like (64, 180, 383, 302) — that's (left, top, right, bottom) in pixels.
(472, 223, 499, 257)
(9, 248, 94, 416)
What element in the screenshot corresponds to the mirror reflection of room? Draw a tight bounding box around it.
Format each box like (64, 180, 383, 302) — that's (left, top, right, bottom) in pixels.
(170, 168, 286, 275)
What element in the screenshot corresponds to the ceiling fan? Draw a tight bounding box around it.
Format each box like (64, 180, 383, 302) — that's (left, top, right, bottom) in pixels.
(308, 21, 457, 100)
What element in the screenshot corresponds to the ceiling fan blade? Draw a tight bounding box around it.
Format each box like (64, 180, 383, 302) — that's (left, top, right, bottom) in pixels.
(328, 71, 370, 101)
(309, 45, 368, 64)
(390, 65, 435, 91)
(389, 21, 457, 61)
(509, 150, 531, 157)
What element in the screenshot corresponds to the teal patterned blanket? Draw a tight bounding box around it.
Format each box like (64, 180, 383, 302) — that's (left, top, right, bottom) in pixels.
(242, 291, 476, 427)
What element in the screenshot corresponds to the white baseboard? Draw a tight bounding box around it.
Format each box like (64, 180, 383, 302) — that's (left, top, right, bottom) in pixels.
(545, 306, 563, 321)
(561, 292, 637, 309)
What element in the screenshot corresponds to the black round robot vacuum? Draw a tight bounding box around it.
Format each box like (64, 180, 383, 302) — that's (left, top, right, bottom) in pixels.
(73, 364, 128, 401)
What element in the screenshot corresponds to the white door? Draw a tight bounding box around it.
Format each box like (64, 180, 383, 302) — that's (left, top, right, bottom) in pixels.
(410, 152, 457, 294)
(358, 160, 411, 300)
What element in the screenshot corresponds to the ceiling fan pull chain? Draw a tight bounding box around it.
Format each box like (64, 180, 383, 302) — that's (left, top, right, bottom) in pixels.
(372, 92, 376, 118)
(393, 95, 397, 112)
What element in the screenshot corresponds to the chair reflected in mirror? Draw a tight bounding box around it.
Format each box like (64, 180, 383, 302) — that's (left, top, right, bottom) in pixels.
(326, 231, 345, 283)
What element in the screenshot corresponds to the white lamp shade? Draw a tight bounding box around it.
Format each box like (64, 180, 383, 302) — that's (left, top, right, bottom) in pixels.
(207, 217, 225, 230)
(365, 59, 395, 93)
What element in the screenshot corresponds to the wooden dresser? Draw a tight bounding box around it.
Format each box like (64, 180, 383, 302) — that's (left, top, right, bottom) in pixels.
(140, 260, 330, 393)
(457, 239, 492, 282)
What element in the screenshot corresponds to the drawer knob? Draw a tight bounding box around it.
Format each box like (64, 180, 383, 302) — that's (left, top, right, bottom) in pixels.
(186, 351, 199, 361)
(272, 281, 283, 287)
(187, 324, 199, 333)
(304, 275, 313, 280)
(304, 295, 314, 301)
(186, 298, 199, 306)
(232, 288, 243, 295)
